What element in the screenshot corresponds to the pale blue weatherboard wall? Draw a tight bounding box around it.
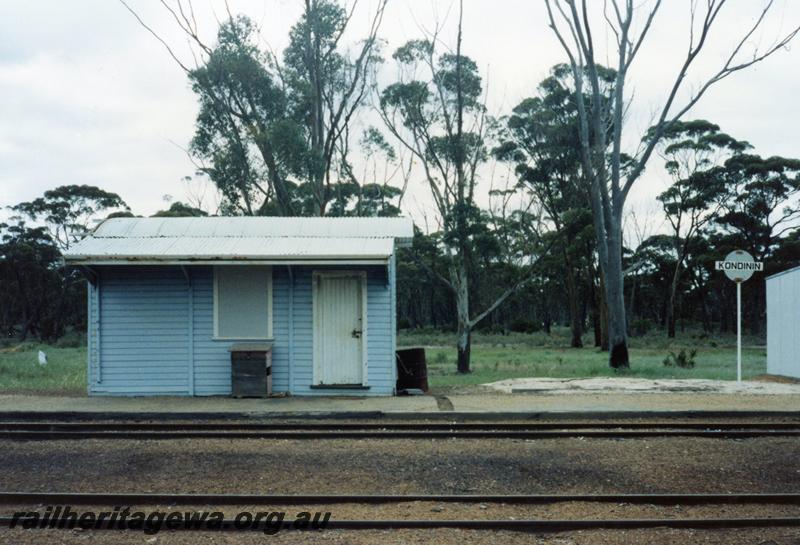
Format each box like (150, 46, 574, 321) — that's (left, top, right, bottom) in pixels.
(89, 267, 190, 395)
(87, 264, 396, 396)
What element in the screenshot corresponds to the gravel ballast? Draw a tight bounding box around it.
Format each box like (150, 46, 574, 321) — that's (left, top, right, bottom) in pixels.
(2, 433, 799, 543)
(1, 436, 798, 494)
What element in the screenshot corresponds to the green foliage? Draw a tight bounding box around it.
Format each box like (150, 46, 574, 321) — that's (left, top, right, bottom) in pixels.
(716, 153, 800, 259)
(284, 0, 350, 85)
(189, 16, 293, 215)
(151, 202, 208, 217)
(3, 185, 125, 342)
(0, 221, 84, 341)
(630, 318, 654, 337)
(656, 120, 747, 224)
(663, 348, 698, 369)
(106, 211, 136, 219)
(11, 185, 128, 249)
(380, 46, 486, 178)
(360, 127, 396, 161)
(188, 3, 393, 217)
(392, 39, 433, 63)
(508, 319, 541, 334)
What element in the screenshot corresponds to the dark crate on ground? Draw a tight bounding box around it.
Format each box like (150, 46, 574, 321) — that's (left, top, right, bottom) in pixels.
(396, 347, 428, 392)
(230, 344, 273, 398)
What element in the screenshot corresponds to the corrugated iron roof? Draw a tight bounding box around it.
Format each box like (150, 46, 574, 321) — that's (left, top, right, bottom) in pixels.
(64, 217, 413, 264)
(93, 217, 413, 239)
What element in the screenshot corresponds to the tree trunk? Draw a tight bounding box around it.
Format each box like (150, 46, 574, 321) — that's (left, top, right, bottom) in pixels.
(588, 257, 602, 347)
(698, 287, 712, 333)
(456, 325, 471, 374)
(604, 223, 629, 369)
(453, 258, 471, 374)
(18, 317, 34, 342)
(666, 295, 676, 338)
(666, 263, 681, 339)
(303, 0, 327, 216)
(627, 273, 636, 334)
(564, 252, 583, 348)
(598, 272, 609, 352)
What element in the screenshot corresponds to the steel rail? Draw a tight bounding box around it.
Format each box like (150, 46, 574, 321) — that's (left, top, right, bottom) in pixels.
(1, 491, 800, 505)
(2, 429, 800, 440)
(1, 516, 799, 532)
(2, 421, 800, 431)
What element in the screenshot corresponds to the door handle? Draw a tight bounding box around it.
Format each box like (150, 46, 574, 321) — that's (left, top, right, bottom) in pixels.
(351, 329, 362, 339)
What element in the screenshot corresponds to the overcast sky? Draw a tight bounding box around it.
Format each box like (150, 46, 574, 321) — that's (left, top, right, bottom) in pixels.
(1, 0, 799, 237)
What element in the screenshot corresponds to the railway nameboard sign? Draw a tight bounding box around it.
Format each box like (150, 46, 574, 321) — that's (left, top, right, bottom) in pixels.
(715, 250, 763, 382)
(715, 251, 763, 283)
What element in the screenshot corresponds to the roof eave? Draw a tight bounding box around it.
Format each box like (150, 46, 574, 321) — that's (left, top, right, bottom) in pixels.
(766, 264, 800, 281)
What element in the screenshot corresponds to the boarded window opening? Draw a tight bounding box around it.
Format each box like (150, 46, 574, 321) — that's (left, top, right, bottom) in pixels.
(214, 266, 272, 340)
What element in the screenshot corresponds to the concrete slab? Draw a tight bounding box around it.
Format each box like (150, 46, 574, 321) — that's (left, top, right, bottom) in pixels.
(447, 393, 800, 413)
(484, 377, 800, 395)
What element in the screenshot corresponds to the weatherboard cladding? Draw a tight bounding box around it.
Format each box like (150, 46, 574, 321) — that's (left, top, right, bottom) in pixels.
(87, 281, 99, 391)
(88, 265, 395, 396)
(766, 266, 800, 379)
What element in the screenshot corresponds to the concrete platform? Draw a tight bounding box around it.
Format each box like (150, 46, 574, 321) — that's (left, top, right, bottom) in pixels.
(0, 391, 799, 418)
(0, 393, 438, 417)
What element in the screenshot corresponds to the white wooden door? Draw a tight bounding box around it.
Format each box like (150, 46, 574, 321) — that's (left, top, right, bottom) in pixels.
(313, 272, 366, 385)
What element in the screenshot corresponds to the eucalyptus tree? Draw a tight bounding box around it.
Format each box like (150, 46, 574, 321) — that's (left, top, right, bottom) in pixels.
(0, 222, 65, 340)
(4, 185, 126, 340)
(716, 154, 800, 261)
(544, 0, 799, 368)
(632, 234, 678, 326)
(11, 185, 129, 250)
(122, 0, 388, 216)
(495, 64, 612, 348)
(187, 17, 297, 215)
(379, 10, 549, 372)
(654, 120, 749, 337)
(283, 0, 388, 215)
(152, 201, 209, 217)
(719, 152, 800, 331)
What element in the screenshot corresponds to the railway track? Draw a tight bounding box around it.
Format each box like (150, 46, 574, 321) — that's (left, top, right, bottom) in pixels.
(1, 492, 799, 532)
(1, 515, 799, 532)
(1, 420, 800, 439)
(4, 421, 800, 430)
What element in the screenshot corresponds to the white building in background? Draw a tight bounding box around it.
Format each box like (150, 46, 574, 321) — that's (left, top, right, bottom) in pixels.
(767, 265, 800, 379)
